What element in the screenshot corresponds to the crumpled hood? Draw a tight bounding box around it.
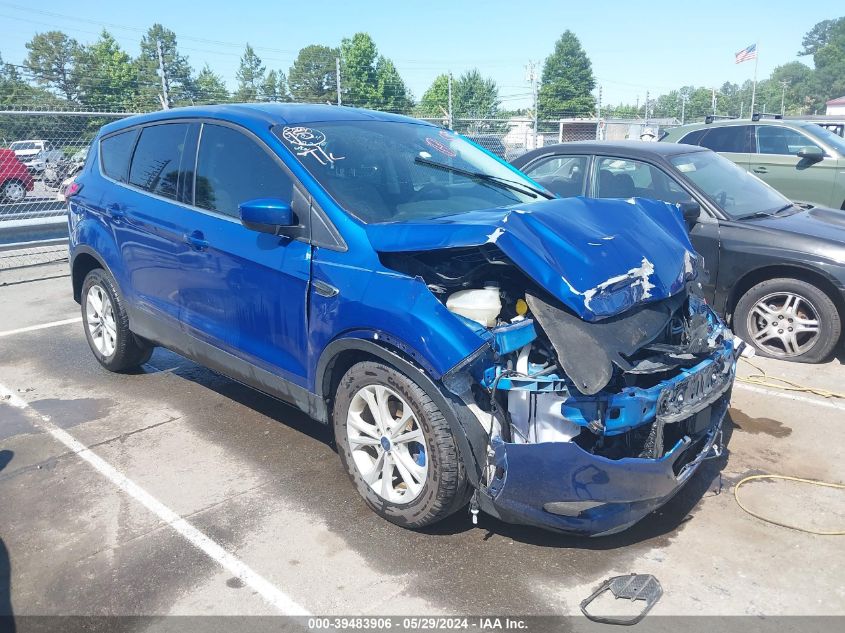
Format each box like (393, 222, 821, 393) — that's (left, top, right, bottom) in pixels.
(367, 196, 698, 321)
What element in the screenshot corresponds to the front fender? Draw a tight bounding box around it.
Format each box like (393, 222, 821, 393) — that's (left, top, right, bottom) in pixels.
(315, 337, 488, 487)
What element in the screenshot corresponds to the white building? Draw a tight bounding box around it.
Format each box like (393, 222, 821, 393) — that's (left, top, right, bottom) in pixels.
(826, 96, 845, 116)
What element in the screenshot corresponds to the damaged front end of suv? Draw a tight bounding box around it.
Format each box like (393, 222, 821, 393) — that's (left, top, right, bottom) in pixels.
(372, 196, 742, 536)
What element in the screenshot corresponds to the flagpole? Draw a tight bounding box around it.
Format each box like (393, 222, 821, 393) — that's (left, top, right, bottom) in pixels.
(750, 42, 759, 115)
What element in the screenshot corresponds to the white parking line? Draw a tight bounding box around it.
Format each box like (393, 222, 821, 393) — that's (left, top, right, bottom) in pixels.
(0, 317, 82, 338)
(0, 382, 311, 616)
(736, 382, 845, 412)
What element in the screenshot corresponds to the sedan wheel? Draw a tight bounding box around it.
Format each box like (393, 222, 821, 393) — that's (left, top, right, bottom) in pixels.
(346, 384, 429, 504)
(2, 181, 26, 203)
(86, 284, 118, 357)
(736, 278, 841, 363)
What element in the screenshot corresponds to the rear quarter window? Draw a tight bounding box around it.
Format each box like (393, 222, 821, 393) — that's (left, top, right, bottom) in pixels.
(100, 129, 139, 183)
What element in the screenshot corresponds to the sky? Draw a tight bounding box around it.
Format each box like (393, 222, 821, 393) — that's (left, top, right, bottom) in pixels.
(0, 0, 842, 108)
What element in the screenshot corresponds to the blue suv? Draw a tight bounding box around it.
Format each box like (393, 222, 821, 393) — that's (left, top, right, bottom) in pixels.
(68, 104, 740, 536)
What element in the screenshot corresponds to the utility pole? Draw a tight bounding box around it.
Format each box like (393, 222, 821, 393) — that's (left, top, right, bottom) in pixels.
(447, 72, 453, 129)
(680, 90, 689, 125)
(596, 84, 602, 140)
(780, 80, 789, 115)
(335, 58, 342, 106)
(644, 90, 650, 125)
(156, 38, 171, 110)
(711, 87, 717, 115)
(526, 61, 539, 143)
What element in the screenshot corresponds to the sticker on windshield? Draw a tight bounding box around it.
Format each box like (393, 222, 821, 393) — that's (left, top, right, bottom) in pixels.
(425, 137, 457, 158)
(281, 126, 345, 166)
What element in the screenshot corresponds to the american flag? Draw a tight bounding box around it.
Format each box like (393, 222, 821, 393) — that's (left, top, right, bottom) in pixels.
(735, 44, 757, 64)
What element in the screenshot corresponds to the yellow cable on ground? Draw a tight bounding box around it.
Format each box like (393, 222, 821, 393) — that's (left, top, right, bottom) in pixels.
(736, 357, 845, 400)
(734, 474, 845, 536)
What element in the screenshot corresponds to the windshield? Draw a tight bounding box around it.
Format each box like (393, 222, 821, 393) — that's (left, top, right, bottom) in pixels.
(274, 121, 543, 223)
(10, 141, 38, 151)
(800, 122, 845, 156)
(669, 150, 790, 219)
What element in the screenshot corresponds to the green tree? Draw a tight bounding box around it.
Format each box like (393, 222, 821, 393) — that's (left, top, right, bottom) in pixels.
(340, 32, 378, 107)
(1, 53, 53, 108)
(375, 56, 412, 112)
(418, 73, 450, 118)
(261, 69, 291, 102)
(799, 17, 845, 56)
(135, 24, 194, 108)
(454, 69, 499, 118)
(24, 31, 82, 101)
(287, 45, 338, 103)
(194, 64, 229, 104)
(235, 43, 265, 101)
(77, 30, 136, 110)
(811, 21, 845, 110)
(538, 30, 596, 119)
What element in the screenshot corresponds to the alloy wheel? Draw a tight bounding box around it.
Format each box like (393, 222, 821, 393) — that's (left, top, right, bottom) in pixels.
(86, 284, 118, 357)
(346, 384, 429, 504)
(747, 291, 820, 358)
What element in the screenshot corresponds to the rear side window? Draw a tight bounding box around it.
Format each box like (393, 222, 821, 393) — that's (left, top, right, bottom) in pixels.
(195, 124, 292, 217)
(100, 129, 138, 182)
(679, 129, 706, 145)
(697, 126, 753, 153)
(129, 123, 196, 202)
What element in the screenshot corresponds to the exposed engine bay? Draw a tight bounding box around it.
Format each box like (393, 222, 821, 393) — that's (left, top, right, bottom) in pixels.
(382, 243, 738, 465)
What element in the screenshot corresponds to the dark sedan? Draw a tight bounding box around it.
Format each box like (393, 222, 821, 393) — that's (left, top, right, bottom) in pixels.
(512, 141, 845, 362)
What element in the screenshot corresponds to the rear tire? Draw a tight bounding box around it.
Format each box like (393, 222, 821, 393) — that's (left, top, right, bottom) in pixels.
(81, 268, 153, 372)
(333, 361, 470, 528)
(734, 277, 840, 363)
(1, 180, 27, 203)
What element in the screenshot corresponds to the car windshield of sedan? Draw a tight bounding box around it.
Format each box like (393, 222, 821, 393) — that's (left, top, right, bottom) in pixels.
(669, 150, 791, 219)
(274, 121, 545, 223)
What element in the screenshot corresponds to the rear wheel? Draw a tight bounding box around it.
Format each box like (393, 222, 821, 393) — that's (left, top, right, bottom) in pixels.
(333, 361, 470, 528)
(1, 180, 26, 203)
(734, 278, 841, 363)
(81, 268, 153, 372)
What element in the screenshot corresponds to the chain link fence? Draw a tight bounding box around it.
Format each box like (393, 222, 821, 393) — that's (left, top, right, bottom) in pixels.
(0, 107, 677, 270)
(0, 109, 134, 269)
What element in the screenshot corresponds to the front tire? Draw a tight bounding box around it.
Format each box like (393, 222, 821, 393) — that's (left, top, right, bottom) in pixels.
(81, 268, 153, 372)
(734, 277, 841, 363)
(333, 361, 470, 528)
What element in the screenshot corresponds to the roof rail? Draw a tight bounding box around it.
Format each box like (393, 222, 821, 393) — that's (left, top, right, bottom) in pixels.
(704, 115, 738, 124)
(751, 112, 783, 121)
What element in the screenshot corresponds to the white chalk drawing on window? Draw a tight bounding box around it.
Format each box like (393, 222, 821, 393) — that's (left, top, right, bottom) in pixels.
(281, 127, 345, 166)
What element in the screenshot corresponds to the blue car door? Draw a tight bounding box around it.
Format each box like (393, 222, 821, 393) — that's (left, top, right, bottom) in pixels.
(108, 121, 200, 340)
(176, 121, 311, 386)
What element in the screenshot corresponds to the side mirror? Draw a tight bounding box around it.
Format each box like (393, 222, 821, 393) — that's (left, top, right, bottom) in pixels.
(239, 198, 294, 235)
(797, 146, 824, 161)
(678, 201, 701, 226)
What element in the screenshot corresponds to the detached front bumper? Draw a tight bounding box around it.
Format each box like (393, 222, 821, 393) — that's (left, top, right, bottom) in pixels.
(478, 343, 738, 536)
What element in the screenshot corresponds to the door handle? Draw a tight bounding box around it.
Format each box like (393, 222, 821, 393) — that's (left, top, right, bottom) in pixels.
(751, 167, 768, 174)
(183, 231, 209, 251)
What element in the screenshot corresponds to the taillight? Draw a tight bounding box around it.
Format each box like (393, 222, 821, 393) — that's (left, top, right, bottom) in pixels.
(65, 181, 83, 198)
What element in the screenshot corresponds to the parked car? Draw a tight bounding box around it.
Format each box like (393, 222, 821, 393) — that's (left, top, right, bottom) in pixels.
(661, 117, 845, 210)
(513, 140, 845, 362)
(0, 148, 35, 203)
(45, 145, 89, 189)
(69, 105, 740, 536)
(9, 139, 64, 176)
